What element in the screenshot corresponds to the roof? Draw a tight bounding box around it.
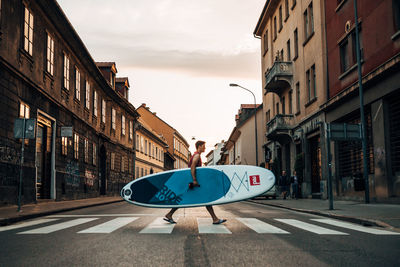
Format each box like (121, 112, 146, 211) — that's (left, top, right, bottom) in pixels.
(96, 62, 118, 73)
(116, 77, 130, 88)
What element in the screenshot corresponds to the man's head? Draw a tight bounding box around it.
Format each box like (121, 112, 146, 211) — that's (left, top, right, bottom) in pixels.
(195, 140, 206, 152)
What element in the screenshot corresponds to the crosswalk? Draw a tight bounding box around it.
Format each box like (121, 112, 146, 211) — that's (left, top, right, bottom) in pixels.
(1, 216, 399, 236)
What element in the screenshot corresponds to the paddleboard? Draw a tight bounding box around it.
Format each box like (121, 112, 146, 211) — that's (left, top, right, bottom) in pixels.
(121, 165, 275, 208)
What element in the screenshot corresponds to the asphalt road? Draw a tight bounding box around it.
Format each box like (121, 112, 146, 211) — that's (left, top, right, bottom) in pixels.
(0, 201, 399, 267)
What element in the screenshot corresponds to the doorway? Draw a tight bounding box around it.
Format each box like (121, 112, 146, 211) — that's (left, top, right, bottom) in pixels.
(99, 145, 107, 195)
(36, 116, 52, 199)
(309, 135, 321, 194)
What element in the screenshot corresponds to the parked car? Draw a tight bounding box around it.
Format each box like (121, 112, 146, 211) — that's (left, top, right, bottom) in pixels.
(255, 185, 277, 199)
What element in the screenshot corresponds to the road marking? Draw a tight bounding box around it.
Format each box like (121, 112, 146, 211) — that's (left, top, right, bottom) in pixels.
(0, 219, 59, 232)
(18, 218, 98, 234)
(311, 219, 400, 235)
(47, 214, 153, 218)
(275, 219, 348, 235)
(236, 218, 289, 234)
(78, 217, 139, 233)
(139, 217, 177, 234)
(197, 218, 231, 234)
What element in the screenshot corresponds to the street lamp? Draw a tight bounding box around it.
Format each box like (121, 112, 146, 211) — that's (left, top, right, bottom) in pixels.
(229, 83, 259, 166)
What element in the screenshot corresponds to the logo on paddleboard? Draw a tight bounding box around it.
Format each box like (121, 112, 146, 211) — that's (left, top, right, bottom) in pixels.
(249, 175, 260, 186)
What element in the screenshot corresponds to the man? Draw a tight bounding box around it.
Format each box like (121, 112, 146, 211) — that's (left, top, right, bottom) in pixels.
(291, 170, 299, 199)
(163, 140, 226, 225)
(280, 170, 289, 200)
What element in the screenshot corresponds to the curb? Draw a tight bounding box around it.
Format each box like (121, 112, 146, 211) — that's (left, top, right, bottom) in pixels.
(0, 199, 123, 226)
(246, 200, 398, 230)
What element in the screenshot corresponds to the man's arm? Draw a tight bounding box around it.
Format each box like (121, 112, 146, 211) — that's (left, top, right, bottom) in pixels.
(191, 154, 200, 186)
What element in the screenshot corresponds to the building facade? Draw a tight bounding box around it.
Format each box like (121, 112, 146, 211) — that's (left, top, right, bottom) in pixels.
(0, 0, 138, 205)
(136, 104, 189, 170)
(323, 0, 400, 202)
(135, 117, 167, 178)
(254, 0, 328, 198)
(205, 140, 225, 166)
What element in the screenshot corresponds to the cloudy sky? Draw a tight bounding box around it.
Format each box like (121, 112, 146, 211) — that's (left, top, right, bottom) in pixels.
(57, 0, 265, 156)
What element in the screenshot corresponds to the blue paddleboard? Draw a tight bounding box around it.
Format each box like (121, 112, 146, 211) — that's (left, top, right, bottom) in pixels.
(121, 165, 275, 208)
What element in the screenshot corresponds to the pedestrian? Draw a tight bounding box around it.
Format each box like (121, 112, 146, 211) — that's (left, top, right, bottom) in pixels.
(280, 170, 289, 200)
(163, 140, 227, 225)
(291, 171, 299, 199)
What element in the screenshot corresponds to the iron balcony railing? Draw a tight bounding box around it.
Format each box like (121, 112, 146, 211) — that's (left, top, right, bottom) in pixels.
(264, 61, 293, 95)
(266, 114, 295, 136)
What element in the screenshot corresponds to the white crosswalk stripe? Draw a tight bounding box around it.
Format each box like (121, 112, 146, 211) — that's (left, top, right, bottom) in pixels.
(275, 219, 349, 235)
(311, 219, 400, 235)
(78, 217, 139, 233)
(18, 218, 98, 234)
(4, 216, 399, 236)
(0, 219, 59, 232)
(197, 218, 231, 234)
(139, 217, 177, 234)
(236, 218, 289, 234)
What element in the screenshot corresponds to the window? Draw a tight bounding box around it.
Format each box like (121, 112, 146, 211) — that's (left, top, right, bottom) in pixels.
(339, 28, 363, 74)
(63, 54, 70, 90)
(85, 81, 90, 109)
(19, 102, 30, 118)
(93, 91, 97, 117)
(306, 65, 316, 102)
(296, 82, 300, 113)
(266, 110, 271, 122)
(273, 17, 277, 40)
(263, 30, 268, 54)
(111, 108, 116, 130)
(136, 134, 140, 150)
(121, 114, 126, 135)
(136, 167, 139, 178)
(281, 96, 286, 114)
(285, 0, 289, 20)
(75, 68, 80, 101)
(294, 29, 299, 59)
(111, 152, 115, 170)
(304, 2, 314, 41)
(394, 0, 400, 32)
(46, 34, 54, 75)
(141, 136, 144, 152)
(286, 39, 291, 61)
(149, 142, 152, 157)
(145, 140, 148, 154)
(61, 137, 68, 156)
(129, 121, 133, 140)
(84, 138, 89, 163)
(279, 5, 283, 31)
(121, 156, 125, 173)
(276, 102, 279, 115)
(23, 7, 34, 56)
(289, 90, 293, 114)
(74, 133, 79, 160)
(93, 143, 97, 165)
(102, 99, 106, 124)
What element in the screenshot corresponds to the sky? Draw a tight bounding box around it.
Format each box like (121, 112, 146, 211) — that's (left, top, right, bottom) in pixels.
(57, 0, 265, 157)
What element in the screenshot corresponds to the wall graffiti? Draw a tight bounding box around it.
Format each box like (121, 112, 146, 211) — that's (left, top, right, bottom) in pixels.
(85, 169, 95, 186)
(65, 160, 80, 187)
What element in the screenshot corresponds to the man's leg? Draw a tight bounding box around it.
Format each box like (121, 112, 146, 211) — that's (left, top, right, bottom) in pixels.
(205, 205, 219, 223)
(165, 208, 178, 220)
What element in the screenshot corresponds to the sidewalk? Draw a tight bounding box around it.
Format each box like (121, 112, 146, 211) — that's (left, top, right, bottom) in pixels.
(0, 196, 123, 226)
(248, 198, 400, 231)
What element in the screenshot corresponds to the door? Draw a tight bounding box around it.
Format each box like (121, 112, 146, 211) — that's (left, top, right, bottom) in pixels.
(310, 135, 321, 193)
(36, 121, 52, 199)
(100, 145, 107, 195)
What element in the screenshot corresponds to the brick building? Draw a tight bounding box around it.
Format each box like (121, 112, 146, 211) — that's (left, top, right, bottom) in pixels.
(136, 104, 189, 170)
(0, 0, 139, 205)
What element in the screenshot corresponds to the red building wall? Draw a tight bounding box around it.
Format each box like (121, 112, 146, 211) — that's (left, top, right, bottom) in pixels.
(326, 0, 400, 98)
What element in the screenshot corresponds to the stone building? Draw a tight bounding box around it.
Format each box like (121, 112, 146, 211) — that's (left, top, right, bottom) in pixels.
(254, 0, 329, 198)
(0, 0, 139, 204)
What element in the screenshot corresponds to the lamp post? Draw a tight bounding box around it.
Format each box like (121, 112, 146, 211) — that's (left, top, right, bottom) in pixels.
(229, 83, 259, 166)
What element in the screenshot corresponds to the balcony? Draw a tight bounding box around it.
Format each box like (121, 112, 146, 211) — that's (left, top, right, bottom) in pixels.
(264, 61, 293, 96)
(266, 114, 295, 144)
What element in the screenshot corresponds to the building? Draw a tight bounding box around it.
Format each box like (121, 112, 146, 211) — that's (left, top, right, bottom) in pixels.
(136, 104, 189, 170)
(135, 117, 168, 178)
(322, 0, 400, 202)
(206, 140, 225, 166)
(0, 0, 139, 205)
(254, 0, 328, 198)
(220, 104, 264, 166)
